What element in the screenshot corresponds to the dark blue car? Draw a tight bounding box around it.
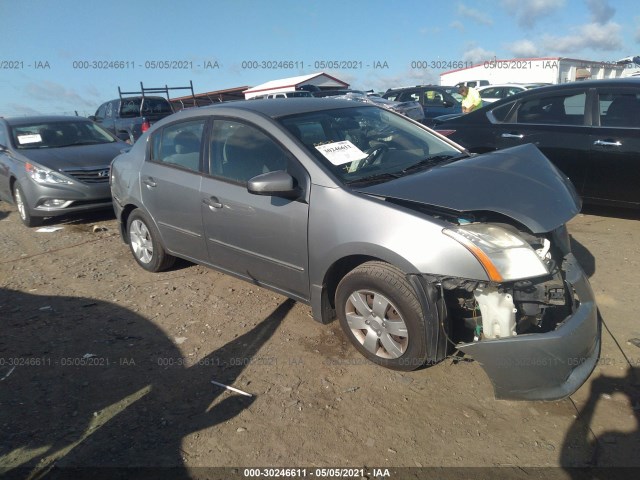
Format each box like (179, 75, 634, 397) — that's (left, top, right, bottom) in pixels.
(382, 85, 462, 126)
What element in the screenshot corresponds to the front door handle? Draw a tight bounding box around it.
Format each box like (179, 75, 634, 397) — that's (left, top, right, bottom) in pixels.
(501, 133, 524, 139)
(593, 139, 622, 147)
(142, 177, 157, 188)
(203, 197, 223, 210)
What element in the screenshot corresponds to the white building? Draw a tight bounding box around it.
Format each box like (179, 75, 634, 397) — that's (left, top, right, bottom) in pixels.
(243, 72, 349, 99)
(440, 57, 626, 86)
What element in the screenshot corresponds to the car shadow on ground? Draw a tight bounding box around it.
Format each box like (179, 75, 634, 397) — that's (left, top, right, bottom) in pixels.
(38, 207, 117, 227)
(0, 205, 116, 229)
(561, 363, 640, 474)
(0, 288, 293, 479)
(570, 237, 595, 278)
(581, 205, 640, 221)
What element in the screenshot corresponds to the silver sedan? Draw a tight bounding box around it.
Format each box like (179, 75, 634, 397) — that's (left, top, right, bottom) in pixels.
(0, 116, 128, 227)
(110, 98, 599, 400)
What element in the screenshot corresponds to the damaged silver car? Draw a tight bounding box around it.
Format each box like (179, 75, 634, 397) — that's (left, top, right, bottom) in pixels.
(110, 98, 600, 400)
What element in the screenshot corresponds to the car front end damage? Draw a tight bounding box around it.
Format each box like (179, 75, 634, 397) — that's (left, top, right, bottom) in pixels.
(351, 143, 599, 399)
(423, 222, 599, 401)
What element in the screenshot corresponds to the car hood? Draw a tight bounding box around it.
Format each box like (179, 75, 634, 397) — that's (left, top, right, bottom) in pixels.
(17, 142, 126, 170)
(354, 144, 581, 233)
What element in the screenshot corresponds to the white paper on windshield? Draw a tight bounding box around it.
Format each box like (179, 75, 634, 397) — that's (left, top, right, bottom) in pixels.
(315, 141, 367, 166)
(17, 134, 42, 145)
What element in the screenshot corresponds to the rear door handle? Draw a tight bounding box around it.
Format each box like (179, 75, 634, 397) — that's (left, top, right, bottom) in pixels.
(203, 196, 223, 210)
(142, 177, 157, 188)
(501, 133, 524, 139)
(593, 139, 622, 147)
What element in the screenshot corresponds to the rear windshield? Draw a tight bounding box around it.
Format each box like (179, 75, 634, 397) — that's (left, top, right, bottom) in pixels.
(120, 98, 172, 116)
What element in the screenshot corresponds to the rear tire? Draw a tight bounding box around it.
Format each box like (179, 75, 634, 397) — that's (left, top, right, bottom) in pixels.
(126, 209, 175, 272)
(14, 184, 42, 228)
(335, 261, 429, 371)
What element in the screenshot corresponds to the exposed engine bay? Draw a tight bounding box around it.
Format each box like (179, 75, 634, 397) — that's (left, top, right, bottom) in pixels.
(400, 200, 579, 344)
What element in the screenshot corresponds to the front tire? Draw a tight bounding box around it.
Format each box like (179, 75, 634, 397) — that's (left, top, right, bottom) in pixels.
(126, 209, 175, 272)
(14, 184, 42, 228)
(335, 261, 429, 371)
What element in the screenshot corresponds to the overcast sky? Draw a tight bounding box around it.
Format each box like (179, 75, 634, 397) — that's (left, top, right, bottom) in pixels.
(0, 0, 637, 116)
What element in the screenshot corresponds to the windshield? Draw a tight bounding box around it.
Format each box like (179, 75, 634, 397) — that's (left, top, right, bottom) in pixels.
(10, 120, 117, 149)
(280, 106, 463, 185)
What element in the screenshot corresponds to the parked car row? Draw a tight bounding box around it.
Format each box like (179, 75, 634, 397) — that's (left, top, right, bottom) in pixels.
(324, 91, 425, 122)
(476, 83, 548, 103)
(382, 85, 464, 125)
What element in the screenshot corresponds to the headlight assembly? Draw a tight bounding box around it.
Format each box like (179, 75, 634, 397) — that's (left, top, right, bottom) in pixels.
(443, 224, 549, 282)
(25, 162, 73, 185)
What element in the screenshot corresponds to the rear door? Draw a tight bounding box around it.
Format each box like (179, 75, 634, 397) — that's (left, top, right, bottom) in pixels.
(200, 118, 310, 300)
(139, 117, 209, 260)
(584, 87, 640, 206)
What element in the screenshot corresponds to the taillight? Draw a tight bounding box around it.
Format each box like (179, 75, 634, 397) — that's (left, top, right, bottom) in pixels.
(435, 129, 456, 137)
(141, 118, 150, 133)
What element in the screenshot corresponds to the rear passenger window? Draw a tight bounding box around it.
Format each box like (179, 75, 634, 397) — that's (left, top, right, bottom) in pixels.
(598, 91, 640, 127)
(516, 92, 586, 125)
(150, 120, 205, 172)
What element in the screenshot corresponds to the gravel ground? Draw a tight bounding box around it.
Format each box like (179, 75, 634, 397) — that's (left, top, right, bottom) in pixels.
(0, 201, 639, 479)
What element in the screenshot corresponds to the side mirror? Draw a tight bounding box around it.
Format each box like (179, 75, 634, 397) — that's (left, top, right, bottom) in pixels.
(442, 100, 453, 107)
(0, 144, 7, 152)
(247, 170, 300, 198)
(88, 115, 97, 121)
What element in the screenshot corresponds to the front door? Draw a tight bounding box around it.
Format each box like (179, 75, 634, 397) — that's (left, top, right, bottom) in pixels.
(201, 119, 310, 300)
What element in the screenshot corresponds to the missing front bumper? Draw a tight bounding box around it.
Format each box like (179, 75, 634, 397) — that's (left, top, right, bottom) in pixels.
(457, 253, 600, 401)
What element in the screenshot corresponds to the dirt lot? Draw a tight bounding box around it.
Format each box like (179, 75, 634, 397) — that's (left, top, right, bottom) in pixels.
(1, 201, 639, 479)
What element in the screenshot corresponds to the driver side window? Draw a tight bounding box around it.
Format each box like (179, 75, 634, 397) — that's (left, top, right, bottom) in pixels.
(209, 120, 290, 184)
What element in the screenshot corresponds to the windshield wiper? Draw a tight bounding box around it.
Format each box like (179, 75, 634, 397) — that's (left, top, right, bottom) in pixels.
(400, 152, 470, 174)
(346, 172, 402, 187)
(56, 140, 104, 147)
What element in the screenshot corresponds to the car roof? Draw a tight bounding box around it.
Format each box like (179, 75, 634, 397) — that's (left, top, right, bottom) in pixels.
(2, 115, 93, 126)
(479, 84, 528, 88)
(527, 78, 640, 91)
(173, 98, 376, 119)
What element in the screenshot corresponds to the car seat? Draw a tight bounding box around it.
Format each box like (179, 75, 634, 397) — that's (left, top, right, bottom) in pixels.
(222, 127, 286, 183)
(163, 131, 200, 170)
(603, 96, 640, 127)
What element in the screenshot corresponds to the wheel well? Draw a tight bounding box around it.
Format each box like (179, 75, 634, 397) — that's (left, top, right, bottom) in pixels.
(119, 204, 139, 242)
(323, 255, 382, 313)
(9, 177, 17, 199)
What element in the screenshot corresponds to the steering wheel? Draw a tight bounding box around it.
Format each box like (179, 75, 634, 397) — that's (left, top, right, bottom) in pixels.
(358, 144, 389, 169)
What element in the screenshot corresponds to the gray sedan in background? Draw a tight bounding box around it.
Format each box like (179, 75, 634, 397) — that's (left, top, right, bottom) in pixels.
(110, 98, 599, 400)
(0, 116, 127, 227)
